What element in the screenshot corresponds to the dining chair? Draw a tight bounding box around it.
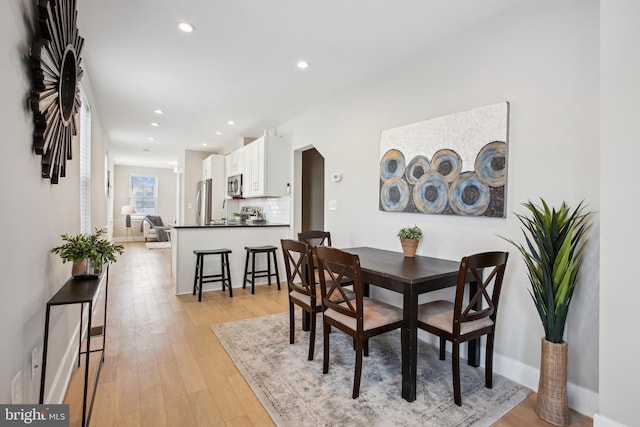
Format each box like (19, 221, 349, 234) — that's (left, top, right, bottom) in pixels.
(416, 251, 509, 406)
(297, 230, 332, 248)
(316, 246, 403, 399)
(281, 238, 321, 361)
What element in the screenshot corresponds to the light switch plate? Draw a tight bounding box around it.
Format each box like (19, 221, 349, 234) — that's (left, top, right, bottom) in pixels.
(328, 200, 337, 211)
(11, 371, 22, 404)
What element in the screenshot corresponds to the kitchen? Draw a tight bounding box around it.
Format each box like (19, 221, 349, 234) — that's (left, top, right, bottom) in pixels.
(171, 133, 292, 296)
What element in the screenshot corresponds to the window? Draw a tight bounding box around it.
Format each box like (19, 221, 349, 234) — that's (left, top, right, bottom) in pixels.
(129, 174, 158, 215)
(80, 87, 91, 234)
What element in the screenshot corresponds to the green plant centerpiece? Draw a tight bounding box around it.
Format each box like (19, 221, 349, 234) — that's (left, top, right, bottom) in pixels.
(502, 199, 592, 426)
(397, 225, 423, 257)
(51, 228, 124, 279)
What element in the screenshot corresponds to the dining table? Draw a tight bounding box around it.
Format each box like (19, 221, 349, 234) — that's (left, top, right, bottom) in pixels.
(340, 246, 481, 402)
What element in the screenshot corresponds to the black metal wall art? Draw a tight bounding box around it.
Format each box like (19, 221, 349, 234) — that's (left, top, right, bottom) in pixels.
(30, 0, 84, 183)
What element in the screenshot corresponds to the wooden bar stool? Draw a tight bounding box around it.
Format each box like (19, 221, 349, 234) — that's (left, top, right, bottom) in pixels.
(193, 249, 233, 301)
(243, 245, 281, 294)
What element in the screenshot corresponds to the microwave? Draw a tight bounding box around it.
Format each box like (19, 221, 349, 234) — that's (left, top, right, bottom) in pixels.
(227, 174, 243, 197)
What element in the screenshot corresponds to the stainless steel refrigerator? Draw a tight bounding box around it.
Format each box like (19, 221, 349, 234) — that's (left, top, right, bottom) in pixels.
(195, 179, 212, 225)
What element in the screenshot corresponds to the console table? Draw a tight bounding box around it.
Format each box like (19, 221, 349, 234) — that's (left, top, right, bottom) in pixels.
(39, 267, 109, 427)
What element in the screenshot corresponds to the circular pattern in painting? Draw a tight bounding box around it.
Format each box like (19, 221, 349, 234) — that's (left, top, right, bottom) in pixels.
(431, 149, 462, 183)
(412, 172, 449, 214)
(475, 141, 507, 187)
(380, 149, 406, 181)
(380, 178, 410, 211)
(404, 155, 431, 185)
(448, 172, 491, 216)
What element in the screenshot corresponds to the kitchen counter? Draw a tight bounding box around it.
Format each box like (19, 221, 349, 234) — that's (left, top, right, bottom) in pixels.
(173, 222, 289, 229)
(171, 223, 291, 296)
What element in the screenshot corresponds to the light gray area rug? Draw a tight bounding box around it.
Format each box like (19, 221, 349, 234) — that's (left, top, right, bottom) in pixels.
(211, 312, 531, 427)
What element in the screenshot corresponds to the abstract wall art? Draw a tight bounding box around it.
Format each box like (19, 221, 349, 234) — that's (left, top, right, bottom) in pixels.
(379, 102, 509, 217)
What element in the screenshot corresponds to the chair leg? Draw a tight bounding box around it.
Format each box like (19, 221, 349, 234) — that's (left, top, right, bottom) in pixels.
(193, 254, 200, 295)
(364, 338, 369, 357)
(323, 320, 330, 374)
(266, 252, 272, 286)
(225, 253, 233, 297)
(272, 250, 281, 290)
(452, 341, 461, 406)
(289, 302, 295, 345)
(251, 252, 256, 294)
(486, 333, 494, 388)
(243, 250, 250, 289)
(353, 338, 363, 399)
(439, 337, 446, 360)
(220, 255, 226, 291)
(308, 310, 316, 361)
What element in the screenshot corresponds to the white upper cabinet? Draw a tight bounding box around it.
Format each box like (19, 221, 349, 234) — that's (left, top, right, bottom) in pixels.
(243, 135, 290, 197)
(226, 147, 244, 179)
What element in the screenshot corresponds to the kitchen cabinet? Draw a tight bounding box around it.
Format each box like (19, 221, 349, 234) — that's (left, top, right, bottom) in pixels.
(243, 135, 291, 197)
(225, 147, 244, 179)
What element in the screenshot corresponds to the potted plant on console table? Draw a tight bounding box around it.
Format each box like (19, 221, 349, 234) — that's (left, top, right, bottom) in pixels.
(51, 228, 124, 279)
(397, 225, 422, 257)
(503, 199, 593, 426)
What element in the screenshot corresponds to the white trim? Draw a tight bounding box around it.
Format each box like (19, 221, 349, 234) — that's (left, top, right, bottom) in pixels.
(594, 414, 628, 427)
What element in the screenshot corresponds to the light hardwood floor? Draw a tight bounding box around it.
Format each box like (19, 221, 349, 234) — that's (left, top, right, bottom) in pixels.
(64, 242, 592, 426)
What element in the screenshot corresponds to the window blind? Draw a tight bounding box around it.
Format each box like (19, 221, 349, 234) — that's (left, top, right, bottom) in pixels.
(80, 87, 92, 234)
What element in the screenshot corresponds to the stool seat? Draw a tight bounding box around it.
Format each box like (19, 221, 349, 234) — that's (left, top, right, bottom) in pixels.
(193, 249, 233, 301)
(243, 246, 281, 294)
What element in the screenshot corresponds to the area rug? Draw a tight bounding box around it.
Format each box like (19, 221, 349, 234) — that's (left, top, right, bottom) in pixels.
(211, 312, 531, 427)
(145, 241, 171, 249)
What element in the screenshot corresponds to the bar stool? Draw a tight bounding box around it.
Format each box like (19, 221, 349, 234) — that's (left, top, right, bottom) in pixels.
(243, 245, 281, 294)
(193, 249, 233, 301)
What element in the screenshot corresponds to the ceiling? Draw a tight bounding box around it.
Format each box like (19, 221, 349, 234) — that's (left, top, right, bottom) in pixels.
(77, 0, 527, 168)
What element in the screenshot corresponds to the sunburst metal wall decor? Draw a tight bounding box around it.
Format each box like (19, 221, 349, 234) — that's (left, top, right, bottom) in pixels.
(30, 0, 84, 184)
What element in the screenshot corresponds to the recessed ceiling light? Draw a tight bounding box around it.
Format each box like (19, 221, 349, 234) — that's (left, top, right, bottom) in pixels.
(297, 60, 309, 69)
(227, 120, 235, 125)
(154, 109, 164, 115)
(148, 137, 155, 141)
(178, 22, 195, 33)
(151, 122, 159, 127)
(215, 131, 222, 135)
(202, 143, 207, 147)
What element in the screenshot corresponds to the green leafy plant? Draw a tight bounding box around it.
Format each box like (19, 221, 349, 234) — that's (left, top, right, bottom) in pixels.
(51, 228, 124, 270)
(397, 225, 423, 240)
(502, 199, 593, 343)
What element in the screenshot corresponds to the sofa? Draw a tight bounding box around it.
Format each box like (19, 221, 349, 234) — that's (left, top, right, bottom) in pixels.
(141, 216, 171, 242)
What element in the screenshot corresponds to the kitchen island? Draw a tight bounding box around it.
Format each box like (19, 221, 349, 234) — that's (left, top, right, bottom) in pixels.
(171, 223, 291, 296)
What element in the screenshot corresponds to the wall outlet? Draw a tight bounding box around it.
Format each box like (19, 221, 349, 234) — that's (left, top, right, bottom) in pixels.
(11, 371, 22, 404)
(31, 347, 39, 379)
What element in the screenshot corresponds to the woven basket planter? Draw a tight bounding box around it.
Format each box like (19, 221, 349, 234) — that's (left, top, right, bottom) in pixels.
(400, 239, 419, 257)
(536, 338, 569, 426)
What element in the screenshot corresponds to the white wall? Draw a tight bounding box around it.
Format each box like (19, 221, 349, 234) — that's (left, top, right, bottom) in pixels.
(280, 0, 599, 415)
(598, 1, 639, 426)
(178, 149, 216, 226)
(0, 0, 111, 404)
(112, 165, 177, 239)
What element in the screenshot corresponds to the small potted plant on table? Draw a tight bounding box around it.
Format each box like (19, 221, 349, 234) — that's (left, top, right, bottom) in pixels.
(397, 225, 422, 257)
(51, 228, 124, 279)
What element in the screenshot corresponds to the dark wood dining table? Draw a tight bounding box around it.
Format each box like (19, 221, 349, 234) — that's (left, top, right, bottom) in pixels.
(341, 246, 481, 402)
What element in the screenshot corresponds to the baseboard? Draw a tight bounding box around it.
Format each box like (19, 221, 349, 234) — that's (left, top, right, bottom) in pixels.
(593, 413, 628, 427)
(493, 352, 598, 418)
(45, 321, 80, 403)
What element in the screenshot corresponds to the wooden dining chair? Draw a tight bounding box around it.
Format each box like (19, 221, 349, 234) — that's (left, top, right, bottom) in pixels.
(416, 251, 509, 405)
(281, 239, 320, 361)
(316, 246, 403, 399)
(297, 230, 332, 248)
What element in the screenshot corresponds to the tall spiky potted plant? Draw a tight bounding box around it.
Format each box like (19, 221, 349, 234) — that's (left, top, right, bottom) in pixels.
(503, 199, 592, 426)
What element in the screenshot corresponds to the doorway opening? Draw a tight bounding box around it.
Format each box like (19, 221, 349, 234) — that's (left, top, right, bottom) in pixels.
(301, 148, 325, 232)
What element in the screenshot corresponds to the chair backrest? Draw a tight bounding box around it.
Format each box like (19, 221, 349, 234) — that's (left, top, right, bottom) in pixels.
(453, 251, 509, 332)
(297, 230, 332, 248)
(281, 239, 316, 299)
(315, 246, 364, 328)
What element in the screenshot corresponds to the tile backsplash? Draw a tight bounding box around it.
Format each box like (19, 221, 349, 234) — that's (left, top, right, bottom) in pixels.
(228, 196, 291, 224)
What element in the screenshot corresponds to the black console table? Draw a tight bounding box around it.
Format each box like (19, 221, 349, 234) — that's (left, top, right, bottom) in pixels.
(39, 267, 109, 427)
